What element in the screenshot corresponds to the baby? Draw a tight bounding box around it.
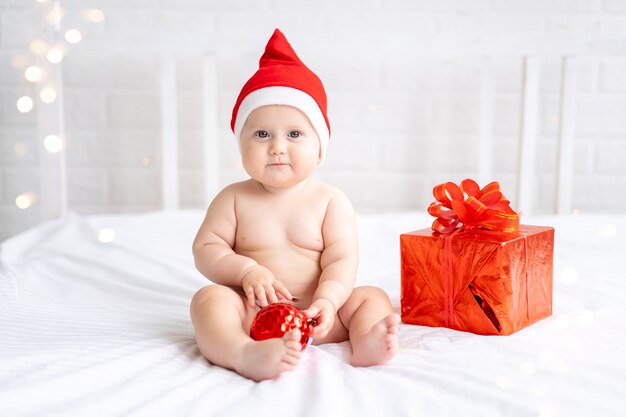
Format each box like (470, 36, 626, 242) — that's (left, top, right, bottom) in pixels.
(190, 29, 400, 382)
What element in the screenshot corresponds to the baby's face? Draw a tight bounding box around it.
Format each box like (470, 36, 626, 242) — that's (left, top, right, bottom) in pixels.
(239, 105, 321, 190)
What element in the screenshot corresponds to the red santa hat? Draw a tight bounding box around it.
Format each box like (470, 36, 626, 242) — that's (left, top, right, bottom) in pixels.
(230, 29, 331, 161)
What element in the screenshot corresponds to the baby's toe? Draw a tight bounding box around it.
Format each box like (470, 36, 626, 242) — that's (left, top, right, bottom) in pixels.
(385, 314, 401, 326)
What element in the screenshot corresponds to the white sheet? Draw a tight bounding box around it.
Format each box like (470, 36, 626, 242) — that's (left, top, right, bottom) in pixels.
(1, 210, 625, 417)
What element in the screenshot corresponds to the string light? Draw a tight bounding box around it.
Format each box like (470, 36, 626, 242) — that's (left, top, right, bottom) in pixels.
(43, 134, 63, 153)
(40, 87, 57, 103)
(12, 54, 28, 68)
(16, 96, 34, 113)
(14, 143, 28, 158)
(83, 9, 105, 23)
(46, 47, 64, 64)
(15, 193, 36, 209)
(10, 2, 104, 222)
(24, 65, 43, 82)
(65, 29, 82, 44)
(29, 39, 48, 55)
(45, 7, 64, 26)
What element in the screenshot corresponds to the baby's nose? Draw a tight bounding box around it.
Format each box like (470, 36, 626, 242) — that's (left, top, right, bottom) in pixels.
(269, 138, 287, 154)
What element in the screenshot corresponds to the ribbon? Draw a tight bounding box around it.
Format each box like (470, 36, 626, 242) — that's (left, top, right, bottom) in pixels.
(428, 179, 520, 329)
(428, 178, 520, 234)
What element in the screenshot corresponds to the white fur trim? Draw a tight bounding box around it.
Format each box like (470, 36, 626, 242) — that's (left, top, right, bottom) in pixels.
(233, 86, 330, 160)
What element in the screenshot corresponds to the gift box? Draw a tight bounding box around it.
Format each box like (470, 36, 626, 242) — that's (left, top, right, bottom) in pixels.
(400, 179, 554, 335)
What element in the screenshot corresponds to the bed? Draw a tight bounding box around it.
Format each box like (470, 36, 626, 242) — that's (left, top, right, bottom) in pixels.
(3, 11, 624, 413)
(1, 209, 624, 416)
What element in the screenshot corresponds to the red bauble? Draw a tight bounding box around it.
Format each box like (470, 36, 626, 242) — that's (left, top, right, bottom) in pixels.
(250, 303, 312, 351)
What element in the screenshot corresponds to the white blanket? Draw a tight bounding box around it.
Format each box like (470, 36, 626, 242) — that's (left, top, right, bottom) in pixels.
(1, 211, 625, 416)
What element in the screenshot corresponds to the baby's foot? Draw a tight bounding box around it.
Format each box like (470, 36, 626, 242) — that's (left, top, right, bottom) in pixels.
(350, 314, 400, 367)
(234, 329, 302, 381)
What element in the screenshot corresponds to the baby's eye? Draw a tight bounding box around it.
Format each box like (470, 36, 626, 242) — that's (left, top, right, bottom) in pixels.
(287, 131, 302, 139)
(255, 130, 269, 139)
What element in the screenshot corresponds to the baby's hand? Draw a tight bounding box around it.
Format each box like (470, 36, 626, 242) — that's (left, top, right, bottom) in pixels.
(241, 265, 293, 308)
(304, 298, 335, 340)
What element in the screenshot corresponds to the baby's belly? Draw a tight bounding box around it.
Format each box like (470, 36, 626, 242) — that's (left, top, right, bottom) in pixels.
(237, 246, 321, 308)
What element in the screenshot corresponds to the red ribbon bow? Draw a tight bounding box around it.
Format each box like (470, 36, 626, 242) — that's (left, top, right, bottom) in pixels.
(428, 179, 520, 234)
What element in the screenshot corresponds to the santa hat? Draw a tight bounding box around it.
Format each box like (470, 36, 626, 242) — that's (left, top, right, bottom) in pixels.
(231, 29, 331, 161)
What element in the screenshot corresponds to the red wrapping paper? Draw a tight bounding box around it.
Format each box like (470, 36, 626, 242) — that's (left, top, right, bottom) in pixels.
(400, 179, 554, 335)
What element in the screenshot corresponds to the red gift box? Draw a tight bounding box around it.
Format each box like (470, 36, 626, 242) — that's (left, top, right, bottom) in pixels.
(400, 179, 554, 335)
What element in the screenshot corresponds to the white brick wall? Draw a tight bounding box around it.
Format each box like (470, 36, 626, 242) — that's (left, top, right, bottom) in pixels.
(1, 0, 626, 241)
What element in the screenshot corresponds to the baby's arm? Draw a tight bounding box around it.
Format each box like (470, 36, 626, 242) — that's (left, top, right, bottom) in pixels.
(192, 185, 292, 306)
(305, 189, 359, 339)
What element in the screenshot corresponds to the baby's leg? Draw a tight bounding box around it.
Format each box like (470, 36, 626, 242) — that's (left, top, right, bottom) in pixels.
(338, 286, 400, 367)
(190, 285, 302, 381)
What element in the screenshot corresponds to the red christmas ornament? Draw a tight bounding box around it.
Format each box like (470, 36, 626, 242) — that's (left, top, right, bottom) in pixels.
(250, 303, 312, 351)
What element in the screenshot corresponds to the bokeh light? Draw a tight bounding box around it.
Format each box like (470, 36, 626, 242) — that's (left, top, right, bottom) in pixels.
(83, 9, 105, 23)
(40, 87, 57, 103)
(14, 143, 28, 158)
(45, 7, 64, 25)
(46, 48, 64, 64)
(29, 39, 48, 55)
(65, 29, 82, 44)
(25, 66, 43, 82)
(15, 193, 36, 209)
(16, 96, 34, 113)
(43, 134, 63, 153)
(12, 54, 29, 68)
